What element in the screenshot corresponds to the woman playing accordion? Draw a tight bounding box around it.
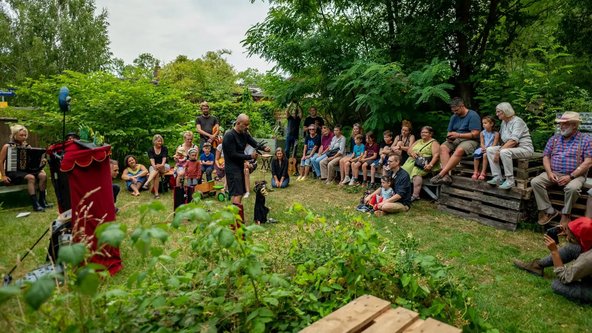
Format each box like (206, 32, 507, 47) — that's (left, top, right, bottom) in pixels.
(0, 124, 49, 211)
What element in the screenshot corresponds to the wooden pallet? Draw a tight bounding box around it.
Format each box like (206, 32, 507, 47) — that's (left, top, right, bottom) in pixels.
(453, 152, 543, 192)
(300, 295, 460, 333)
(546, 183, 592, 224)
(437, 176, 531, 231)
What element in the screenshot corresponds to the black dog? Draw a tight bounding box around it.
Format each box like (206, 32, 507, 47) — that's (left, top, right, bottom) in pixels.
(253, 181, 271, 224)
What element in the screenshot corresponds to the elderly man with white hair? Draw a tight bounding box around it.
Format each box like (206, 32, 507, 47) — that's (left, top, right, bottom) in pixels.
(532, 111, 592, 226)
(485, 102, 534, 190)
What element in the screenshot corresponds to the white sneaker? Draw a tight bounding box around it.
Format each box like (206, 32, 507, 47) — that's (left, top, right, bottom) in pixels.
(348, 178, 356, 186)
(341, 176, 351, 184)
(244, 192, 250, 198)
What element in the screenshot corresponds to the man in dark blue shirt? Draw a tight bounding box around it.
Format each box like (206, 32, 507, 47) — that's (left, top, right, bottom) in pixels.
(374, 154, 412, 216)
(431, 97, 481, 185)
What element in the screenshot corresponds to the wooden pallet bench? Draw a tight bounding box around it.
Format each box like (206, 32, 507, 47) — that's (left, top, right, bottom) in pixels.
(438, 153, 544, 230)
(546, 181, 592, 224)
(300, 295, 460, 333)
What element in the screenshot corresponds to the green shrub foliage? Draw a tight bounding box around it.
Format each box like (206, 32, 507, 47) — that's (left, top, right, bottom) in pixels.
(0, 200, 495, 332)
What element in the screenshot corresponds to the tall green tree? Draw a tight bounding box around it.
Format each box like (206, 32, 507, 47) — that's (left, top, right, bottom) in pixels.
(158, 50, 237, 103)
(244, 0, 542, 106)
(0, 0, 111, 86)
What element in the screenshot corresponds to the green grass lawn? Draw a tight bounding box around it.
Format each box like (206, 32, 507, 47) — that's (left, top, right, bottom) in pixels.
(1, 172, 591, 332)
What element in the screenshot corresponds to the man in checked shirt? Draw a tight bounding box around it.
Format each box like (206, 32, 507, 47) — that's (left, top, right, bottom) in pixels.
(534, 112, 592, 226)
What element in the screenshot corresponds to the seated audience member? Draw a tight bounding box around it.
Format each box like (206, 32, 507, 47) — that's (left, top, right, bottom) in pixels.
(297, 125, 321, 181)
(514, 215, 592, 303)
(177, 130, 199, 156)
(200, 142, 215, 182)
(320, 125, 347, 183)
(402, 126, 440, 201)
(144, 134, 170, 199)
(485, 102, 533, 189)
(110, 159, 120, 203)
(215, 140, 226, 189)
(121, 155, 149, 197)
(271, 147, 290, 188)
(341, 134, 365, 185)
(173, 147, 188, 187)
(311, 125, 334, 178)
(338, 123, 364, 184)
(370, 130, 395, 188)
(353, 131, 379, 186)
(472, 115, 500, 181)
(431, 97, 481, 185)
(373, 154, 412, 216)
(184, 148, 202, 186)
(363, 176, 394, 213)
(0, 125, 49, 211)
(392, 120, 415, 161)
(531, 111, 592, 226)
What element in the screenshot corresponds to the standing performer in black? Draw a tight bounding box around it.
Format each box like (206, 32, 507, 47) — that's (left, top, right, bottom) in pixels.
(222, 114, 270, 226)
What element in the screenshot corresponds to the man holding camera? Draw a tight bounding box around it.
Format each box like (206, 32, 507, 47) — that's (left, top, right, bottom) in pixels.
(431, 97, 481, 185)
(514, 214, 592, 303)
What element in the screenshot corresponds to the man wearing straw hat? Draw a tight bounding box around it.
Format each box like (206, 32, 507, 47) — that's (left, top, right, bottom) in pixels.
(533, 111, 592, 226)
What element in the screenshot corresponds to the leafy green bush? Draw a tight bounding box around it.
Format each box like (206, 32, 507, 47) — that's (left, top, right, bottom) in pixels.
(0, 200, 495, 332)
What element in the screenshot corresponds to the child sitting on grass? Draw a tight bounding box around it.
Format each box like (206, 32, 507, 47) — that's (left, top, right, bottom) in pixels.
(364, 176, 394, 213)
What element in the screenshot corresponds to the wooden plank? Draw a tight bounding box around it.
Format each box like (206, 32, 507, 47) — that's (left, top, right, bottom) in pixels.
(402, 319, 425, 333)
(300, 295, 391, 333)
(438, 205, 518, 231)
(447, 176, 526, 199)
(406, 318, 461, 333)
(363, 307, 419, 333)
(438, 194, 523, 222)
(440, 186, 522, 210)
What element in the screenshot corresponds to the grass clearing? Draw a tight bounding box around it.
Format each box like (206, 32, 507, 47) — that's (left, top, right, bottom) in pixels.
(1, 171, 591, 332)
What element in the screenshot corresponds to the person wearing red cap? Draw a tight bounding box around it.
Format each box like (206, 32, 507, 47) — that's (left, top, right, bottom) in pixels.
(514, 216, 592, 303)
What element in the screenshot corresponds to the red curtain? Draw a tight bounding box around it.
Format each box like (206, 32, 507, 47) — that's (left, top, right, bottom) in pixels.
(61, 141, 122, 275)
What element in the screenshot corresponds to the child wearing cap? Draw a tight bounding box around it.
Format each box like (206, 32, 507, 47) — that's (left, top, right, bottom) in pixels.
(200, 143, 215, 182)
(185, 148, 202, 186)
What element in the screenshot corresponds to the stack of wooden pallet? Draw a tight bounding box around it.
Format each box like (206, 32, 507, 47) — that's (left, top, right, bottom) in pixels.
(301, 295, 460, 333)
(437, 153, 544, 230)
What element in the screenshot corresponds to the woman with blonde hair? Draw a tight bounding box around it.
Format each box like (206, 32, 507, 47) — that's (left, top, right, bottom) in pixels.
(0, 125, 48, 211)
(143, 134, 170, 199)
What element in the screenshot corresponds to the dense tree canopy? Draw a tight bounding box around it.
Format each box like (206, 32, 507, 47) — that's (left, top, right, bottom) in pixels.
(0, 0, 111, 86)
(243, 0, 592, 141)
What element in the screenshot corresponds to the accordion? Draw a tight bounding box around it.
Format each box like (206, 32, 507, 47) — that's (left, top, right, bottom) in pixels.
(6, 146, 46, 173)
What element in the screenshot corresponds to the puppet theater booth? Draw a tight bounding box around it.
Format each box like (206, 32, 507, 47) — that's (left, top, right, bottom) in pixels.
(50, 140, 122, 275)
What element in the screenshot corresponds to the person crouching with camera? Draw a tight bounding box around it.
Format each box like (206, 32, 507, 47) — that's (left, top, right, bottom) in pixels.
(514, 215, 592, 303)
